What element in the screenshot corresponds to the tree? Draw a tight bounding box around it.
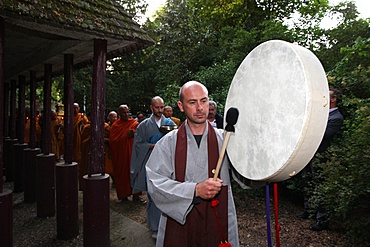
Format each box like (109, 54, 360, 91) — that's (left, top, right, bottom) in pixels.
(315, 1, 370, 71)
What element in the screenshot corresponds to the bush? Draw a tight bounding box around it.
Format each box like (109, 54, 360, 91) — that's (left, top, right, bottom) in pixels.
(310, 98, 370, 245)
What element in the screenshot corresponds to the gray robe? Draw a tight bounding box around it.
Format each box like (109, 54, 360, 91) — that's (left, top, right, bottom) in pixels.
(130, 114, 173, 193)
(146, 121, 239, 247)
(130, 114, 174, 231)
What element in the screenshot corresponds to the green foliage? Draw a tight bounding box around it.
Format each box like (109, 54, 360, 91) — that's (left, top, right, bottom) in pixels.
(51, 76, 63, 105)
(302, 36, 370, 244)
(257, 20, 295, 44)
(310, 97, 370, 244)
(117, 0, 148, 22)
(193, 60, 237, 115)
(74, 67, 92, 115)
(67, 3, 370, 244)
(315, 4, 370, 71)
(328, 37, 370, 99)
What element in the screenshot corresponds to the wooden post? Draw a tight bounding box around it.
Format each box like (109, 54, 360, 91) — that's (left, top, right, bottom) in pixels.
(0, 17, 13, 247)
(63, 55, 74, 164)
(6, 80, 18, 182)
(29, 71, 37, 149)
(24, 71, 41, 203)
(3, 82, 10, 181)
(36, 64, 55, 217)
(83, 39, 109, 247)
(56, 54, 79, 239)
(3, 82, 9, 138)
(13, 75, 28, 193)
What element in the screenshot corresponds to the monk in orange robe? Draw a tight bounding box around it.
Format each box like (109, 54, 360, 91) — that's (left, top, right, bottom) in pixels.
(109, 105, 138, 201)
(104, 111, 117, 178)
(73, 103, 89, 190)
(79, 111, 117, 191)
(79, 122, 91, 191)
(24, 109, 41, 146)
(51, 110, 63, 161)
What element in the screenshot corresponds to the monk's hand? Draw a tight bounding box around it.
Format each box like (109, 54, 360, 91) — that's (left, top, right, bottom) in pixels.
(127, 129, 135, 138)
(195, 178, 223, 200)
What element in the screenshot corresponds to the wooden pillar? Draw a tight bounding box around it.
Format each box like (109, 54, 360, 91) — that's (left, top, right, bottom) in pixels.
(5, 80, 18, 182)
(17, 75, 26, 144)
(3, 82, 10, 180)
(36, 64, 55, 217)
(63, 55, 74, 165)
(3, 82, 9, 138)
(0, 18, 4, 191)
(29, 71, 37, 149)
(24, 71, 41, 203)
(9, 80, 17, 140)
(41, 65, 52, 155)
(56, 54, 78, 239)
(13, 75, 28, 193)
(83, 39, 109, 247)
(0, 17, 13, 247)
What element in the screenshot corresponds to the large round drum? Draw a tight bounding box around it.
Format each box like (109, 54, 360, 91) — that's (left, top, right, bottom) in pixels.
(225, 40, 329, 182)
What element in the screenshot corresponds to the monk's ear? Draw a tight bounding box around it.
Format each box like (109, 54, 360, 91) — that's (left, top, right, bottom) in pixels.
(177, 101, 184, 112)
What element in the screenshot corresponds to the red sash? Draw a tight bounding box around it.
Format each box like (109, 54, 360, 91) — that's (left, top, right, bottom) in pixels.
(164, 122, 228, 247)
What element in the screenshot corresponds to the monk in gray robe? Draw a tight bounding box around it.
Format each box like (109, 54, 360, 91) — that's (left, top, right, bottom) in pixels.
(130, 96, 175, 238)
(146, 81, 239, 247)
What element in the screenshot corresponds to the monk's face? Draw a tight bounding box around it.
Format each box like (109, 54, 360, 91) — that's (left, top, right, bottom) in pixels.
(74, 105, 79, 116)
(178, 82, 209, 125)
(137, 113, 145, 122)
(208, 104, 216, 119)
(118, 106, 130, 121)
(151, 98, 164, 119)
(108, 112, 117, 123)
(163, 107, 173, 118)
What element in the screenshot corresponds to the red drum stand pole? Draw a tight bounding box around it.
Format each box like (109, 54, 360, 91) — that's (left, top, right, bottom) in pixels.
(274, 183, 281, 247)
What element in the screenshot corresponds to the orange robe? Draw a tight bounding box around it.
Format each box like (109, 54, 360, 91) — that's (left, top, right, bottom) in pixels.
(73, 113, 89, 162)
(56, 116, 64, 157)
(109, 118, 138, 200)
(51, 118, 63, 161)
(24, 117, 41, 145)
(104, 122, 114, 176)
(73, 113, 89, 189)
(171, 116, 181, 126)
(80, 123, 91, 190)
(80, 122, 113, 191)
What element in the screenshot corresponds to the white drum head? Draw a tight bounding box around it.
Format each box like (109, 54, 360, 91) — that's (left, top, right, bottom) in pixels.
(225, 40, 329, 182)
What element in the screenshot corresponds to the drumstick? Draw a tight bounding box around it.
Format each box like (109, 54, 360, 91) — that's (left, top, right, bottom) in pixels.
(213, 107, 239, 181)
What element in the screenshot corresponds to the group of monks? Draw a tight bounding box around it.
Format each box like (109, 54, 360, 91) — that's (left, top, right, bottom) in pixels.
(24, 107, 64, 160)
(24, 103, 116, 191)
(23, 102, 182, 198)
(78, 106, 117, 190)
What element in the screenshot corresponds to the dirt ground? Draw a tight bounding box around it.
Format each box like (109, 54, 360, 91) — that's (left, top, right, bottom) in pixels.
(110, 184, 346, 247)
(10, 180, 346, 246)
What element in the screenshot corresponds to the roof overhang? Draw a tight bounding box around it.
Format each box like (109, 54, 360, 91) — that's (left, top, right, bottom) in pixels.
(0, 3, 154, 82)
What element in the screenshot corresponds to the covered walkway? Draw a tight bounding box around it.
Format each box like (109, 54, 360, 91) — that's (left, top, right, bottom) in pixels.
(7, 178, 156, 247)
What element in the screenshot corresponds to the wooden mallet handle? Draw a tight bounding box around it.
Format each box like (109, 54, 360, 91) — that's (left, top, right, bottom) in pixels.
(213, 107, 239, 181)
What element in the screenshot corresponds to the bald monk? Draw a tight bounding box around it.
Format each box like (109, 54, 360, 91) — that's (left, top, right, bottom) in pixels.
(109, 105, 138, 201)
(164, 105, 181, 126)
(73, 103, 89, 189)
(146, 81, 239, 246)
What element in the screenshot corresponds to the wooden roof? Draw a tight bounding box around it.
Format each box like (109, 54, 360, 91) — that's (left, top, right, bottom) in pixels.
(0, 0, 154, 81)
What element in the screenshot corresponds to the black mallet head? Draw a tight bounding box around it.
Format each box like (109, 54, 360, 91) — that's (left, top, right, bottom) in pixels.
(225, 107, 239, 132)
